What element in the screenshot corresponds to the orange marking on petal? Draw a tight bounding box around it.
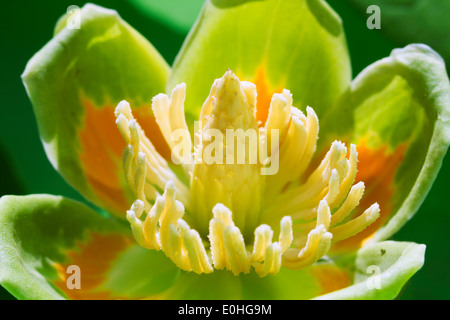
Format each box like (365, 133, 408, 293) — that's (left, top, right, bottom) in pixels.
(79, 98, 171, 215)
(310, 264, 351, 295)
(243, 68, 283, 126)
(53, 233, 133, 300)
(332, 140, 408, 253)
(79, 99, 131, 214)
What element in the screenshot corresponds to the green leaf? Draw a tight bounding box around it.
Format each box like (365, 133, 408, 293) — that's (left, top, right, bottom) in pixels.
(168, 0, 351, 123)
(315, 241, 426, 299)
(320, 44, 450, 252)
(22, 4, 170, 217)
(348, 0, 450, 71)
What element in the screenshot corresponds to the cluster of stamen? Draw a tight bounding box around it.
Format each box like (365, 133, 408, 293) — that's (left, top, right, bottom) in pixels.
(115, 70, 380, 277)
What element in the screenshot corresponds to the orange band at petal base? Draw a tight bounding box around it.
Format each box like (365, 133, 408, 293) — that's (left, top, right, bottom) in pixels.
(53, 233, 132, 300)
(79, 97, 171, 216)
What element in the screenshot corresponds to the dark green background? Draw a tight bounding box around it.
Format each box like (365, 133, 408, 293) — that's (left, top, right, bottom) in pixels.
(0, 0, 448, 300)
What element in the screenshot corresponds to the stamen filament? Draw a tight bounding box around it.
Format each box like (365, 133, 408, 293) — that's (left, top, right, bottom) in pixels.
(330, 203, 380, 242)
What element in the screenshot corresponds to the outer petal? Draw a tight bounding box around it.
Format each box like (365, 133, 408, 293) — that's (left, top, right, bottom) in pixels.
(320, 44, 450, 252)
(315, 241, 426, 300)
(0, 194, 181, 300)
(22, 4, 170, 217)
(168, 0, 351, 122)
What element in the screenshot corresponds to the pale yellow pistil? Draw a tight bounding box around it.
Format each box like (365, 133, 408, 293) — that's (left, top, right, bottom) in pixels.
(115, 70, 380, 277)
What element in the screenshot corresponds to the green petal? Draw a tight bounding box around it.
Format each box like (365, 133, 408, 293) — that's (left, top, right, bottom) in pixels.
(0, 194, 182, 300)
(22, 4, 170, 217)
(0, 194, 124, 299)
(168, 0, 351, 123)
(320, 44, 450, 252)
(315, 241, 426, 300)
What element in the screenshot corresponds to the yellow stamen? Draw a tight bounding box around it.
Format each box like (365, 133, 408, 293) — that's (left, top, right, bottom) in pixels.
(283, 225, 332, 270)
(330, 203, 380, 242)
(115, 101, 190, 207)
(115, 70, 381, 277)
(126, 182, 213, 274)
(152, 84, 193, 174)
(330, 182, 365, 227)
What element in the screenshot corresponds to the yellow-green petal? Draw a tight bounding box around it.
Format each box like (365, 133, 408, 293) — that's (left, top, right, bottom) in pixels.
(168, 0, 351, 123)
(22, 4, 170, 217)
(315, 241, 426, 300)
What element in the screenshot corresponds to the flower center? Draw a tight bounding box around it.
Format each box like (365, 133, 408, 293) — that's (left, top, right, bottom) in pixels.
(115, 70, 380, 277)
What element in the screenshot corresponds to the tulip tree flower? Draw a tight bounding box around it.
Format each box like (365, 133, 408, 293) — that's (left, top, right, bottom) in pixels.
(1, 0, 449, 300)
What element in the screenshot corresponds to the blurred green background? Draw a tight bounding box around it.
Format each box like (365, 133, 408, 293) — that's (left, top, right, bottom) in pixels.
(0, 0, 448, 300)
